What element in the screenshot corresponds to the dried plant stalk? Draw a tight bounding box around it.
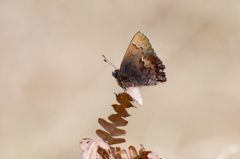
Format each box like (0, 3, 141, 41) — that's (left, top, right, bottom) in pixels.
(80, 93, 162, 158)
(96, 93, 135, 145)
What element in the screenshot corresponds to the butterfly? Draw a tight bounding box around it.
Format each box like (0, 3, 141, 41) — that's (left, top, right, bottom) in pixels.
(103, 31, 166, 105)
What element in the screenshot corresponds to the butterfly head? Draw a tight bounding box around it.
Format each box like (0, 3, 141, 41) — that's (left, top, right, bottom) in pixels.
(112, 69, 119, 79)
(112, 69, 130, 90)
(112, 69, 123, 88)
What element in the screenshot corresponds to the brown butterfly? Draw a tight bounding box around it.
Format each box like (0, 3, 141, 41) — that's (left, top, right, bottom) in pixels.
(103, 31, 166, 105)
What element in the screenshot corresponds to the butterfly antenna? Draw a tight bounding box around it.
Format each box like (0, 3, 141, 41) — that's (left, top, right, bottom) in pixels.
(102, 55, 117, 69)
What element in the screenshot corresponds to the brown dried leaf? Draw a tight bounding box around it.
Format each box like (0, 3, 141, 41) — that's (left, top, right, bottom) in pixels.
(112, 104, 130, 117)
(96, 129, 110, 142)
(96, 130, 126, 145)
(115, 154, 122, 159)
(97, 146, 110, 159)
(98, 119, 126, 136)
(115, 147, 121, 153)
(108, 137, 126, 145)
(129, 146, 139, 159)
(98, 118, 114, 131)
(110, 128, 126, 136)
(139, 145, 152, 157)
(120, 149, 129, 159)
(116, 93, 134, 108)
(139, 145, 161, 159)
(108, 114, 128, 126)
(111, 147, 129, 159)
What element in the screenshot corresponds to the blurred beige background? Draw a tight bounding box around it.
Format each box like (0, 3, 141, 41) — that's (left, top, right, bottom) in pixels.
(1, 0, 240, 159)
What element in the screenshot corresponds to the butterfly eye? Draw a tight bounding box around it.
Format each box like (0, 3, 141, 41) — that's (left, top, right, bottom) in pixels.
(112, 69, 119, 78)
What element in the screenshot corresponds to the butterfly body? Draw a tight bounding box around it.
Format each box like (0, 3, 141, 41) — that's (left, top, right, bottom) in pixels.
(113, 32, 166, 90)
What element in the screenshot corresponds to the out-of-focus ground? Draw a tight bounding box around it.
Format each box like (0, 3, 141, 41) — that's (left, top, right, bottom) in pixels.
(1, 0, 240, 159)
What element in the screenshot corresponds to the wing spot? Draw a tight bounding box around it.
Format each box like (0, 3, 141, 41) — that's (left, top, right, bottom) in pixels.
(132, 42, 140, 49)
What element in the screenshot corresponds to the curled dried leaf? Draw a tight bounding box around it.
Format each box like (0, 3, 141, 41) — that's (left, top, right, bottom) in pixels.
(139, 144, 152, 157)
(80, 138, 110, 159)
(119, 149, 129, 159)
(129, 146, 139, 159)
(126, 87, 143, 106)
(147, 152, 160, 159)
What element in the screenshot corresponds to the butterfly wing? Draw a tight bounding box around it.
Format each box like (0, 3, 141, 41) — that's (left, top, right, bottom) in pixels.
(121, 31, 155, 63)
(119, 32, 166, 88)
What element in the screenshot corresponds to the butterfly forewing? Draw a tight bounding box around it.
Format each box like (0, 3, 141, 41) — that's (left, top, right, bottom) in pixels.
(121, 32, 154, 65)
